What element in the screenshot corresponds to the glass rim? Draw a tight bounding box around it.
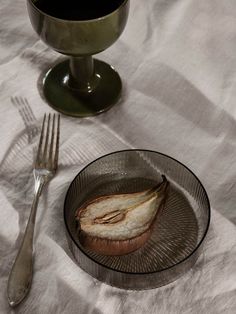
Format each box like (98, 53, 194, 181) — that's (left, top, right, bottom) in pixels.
(28, 0, 129, 24)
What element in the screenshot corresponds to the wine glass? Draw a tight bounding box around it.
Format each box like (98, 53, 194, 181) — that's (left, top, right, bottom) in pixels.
(27, 0, 130, 117)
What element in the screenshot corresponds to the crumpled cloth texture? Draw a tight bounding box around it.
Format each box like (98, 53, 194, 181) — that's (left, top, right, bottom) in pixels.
(0, 0, 236, 313)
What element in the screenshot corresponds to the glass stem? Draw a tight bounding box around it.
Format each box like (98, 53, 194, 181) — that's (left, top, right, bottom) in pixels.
(69, 56, 98, 93)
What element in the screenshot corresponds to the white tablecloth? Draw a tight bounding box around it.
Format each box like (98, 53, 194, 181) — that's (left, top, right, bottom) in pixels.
(0, 0, 236, 313)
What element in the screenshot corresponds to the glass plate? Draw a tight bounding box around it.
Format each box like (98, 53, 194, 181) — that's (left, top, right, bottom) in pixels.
(64, 149, 210, 289)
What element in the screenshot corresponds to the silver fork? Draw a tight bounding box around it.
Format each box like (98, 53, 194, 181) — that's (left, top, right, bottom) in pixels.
(7, 113, 60, 307)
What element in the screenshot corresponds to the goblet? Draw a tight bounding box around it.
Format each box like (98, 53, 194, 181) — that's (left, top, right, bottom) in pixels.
(27, 0, 130, 117)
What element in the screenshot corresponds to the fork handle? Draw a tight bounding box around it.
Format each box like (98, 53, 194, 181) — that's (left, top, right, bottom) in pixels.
(7, 178, 44, 307)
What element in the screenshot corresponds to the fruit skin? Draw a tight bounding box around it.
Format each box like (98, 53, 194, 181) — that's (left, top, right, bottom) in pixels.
(76, 175, 169, 256)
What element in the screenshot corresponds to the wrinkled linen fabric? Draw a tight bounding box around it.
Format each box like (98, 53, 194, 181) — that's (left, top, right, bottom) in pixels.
(0, 0, 236, 313)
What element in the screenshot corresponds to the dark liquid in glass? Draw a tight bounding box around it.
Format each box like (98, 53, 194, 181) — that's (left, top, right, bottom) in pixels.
(34, 0, 125, 20)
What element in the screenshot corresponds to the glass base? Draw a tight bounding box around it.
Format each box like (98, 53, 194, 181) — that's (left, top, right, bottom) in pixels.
(42, 59, 122, 117)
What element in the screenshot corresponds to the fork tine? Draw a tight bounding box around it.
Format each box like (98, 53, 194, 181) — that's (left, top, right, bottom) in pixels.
(53, 114, 60, 170)
(35, 113, 60, 171)
(35, 114, 46, 165)
(42, 114, 51, 164)
(49, 114, 55, 168)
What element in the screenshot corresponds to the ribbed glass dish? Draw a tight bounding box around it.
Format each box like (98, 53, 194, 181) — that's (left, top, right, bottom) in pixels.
(64, 150, 210, 289)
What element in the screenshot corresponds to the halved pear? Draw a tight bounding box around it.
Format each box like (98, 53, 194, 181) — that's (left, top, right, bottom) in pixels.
(76, 175, 169, 255)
